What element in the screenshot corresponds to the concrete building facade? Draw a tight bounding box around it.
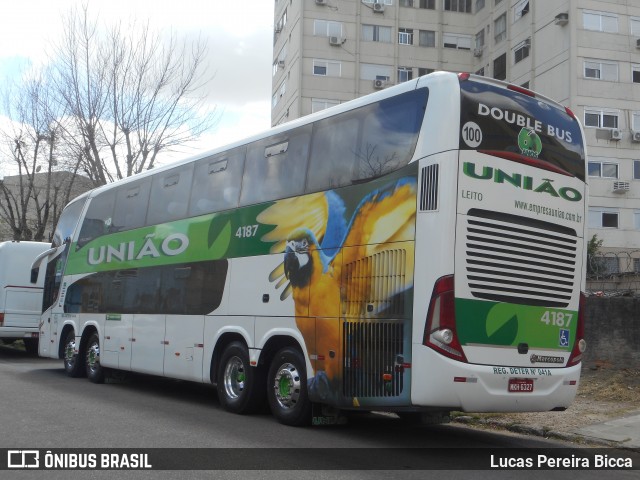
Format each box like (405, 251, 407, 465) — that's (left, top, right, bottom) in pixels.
(271, 0, 640, 274)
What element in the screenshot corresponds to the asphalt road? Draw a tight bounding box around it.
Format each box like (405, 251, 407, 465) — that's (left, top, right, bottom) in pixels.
(0, 345, 637, 480)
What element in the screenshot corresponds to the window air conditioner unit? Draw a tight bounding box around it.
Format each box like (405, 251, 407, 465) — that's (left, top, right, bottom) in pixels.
(278, 60, 285, 68)
(636, 38, 640, 49)
(373, 79, 387, 89)
(315, 0, 328, 5)
(373, 3, 385, 13)
(609, 128, 622, 140)
(613, 181, 630, 193)
(524, 38, 531, 47)
(554, 13, 569, 26)
(329, 36, 342, 46)
(473, 48, 483, 57)
(632, 130, 640, 142)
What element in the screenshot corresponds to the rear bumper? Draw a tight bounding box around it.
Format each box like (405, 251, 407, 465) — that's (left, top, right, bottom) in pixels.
(0, 327, 39, 339)
(411, 345, 581, 412)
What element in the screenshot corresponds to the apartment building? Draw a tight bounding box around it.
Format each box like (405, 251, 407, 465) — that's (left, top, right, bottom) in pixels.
(271, 0, 640, 273)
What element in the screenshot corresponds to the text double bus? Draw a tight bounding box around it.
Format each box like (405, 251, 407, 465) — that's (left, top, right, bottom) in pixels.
(34, 72, 588, 426)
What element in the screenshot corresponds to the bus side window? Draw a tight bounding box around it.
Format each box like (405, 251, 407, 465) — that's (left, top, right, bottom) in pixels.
(77, 191, 116, 248)
(240, 124, 311, 206)
(307, 115, 359, 192)
(189, 147, 246, 216)
(147, 163, 195, 225)
(112, 179, 151, 232)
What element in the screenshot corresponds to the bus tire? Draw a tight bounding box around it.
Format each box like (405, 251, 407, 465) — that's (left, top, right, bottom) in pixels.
(267, 347, 311, 426)
(85, 332, 105, 384)
(63, 330, 83, 378)
(217, 342, 265, 414)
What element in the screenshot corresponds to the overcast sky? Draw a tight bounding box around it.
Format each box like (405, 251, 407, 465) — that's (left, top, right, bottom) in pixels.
(0, 0, 275, 169)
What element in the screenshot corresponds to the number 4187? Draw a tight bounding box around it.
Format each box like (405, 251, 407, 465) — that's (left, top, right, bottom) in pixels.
(540, 311, 572, 327)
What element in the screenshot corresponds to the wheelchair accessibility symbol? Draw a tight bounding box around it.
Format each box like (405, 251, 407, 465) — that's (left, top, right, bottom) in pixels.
(559, 329, 570, 347)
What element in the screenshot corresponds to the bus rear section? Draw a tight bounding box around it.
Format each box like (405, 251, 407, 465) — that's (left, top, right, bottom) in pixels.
(412, 75, 587, 413)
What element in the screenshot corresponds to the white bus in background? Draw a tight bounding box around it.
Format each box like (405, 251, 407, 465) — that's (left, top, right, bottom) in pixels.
(33, 72, 588, 426)
(0, 241, 50, 354)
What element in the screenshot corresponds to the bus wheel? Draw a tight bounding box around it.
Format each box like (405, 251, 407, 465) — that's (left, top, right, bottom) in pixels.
(63, 330, 83, 378)
(267, 347, 311, 426)
(85, 332, 105, 384)
(217, 342, 265, 414)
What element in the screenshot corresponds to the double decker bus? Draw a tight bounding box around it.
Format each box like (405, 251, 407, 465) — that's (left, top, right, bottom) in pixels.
(33, 72, 588, 426)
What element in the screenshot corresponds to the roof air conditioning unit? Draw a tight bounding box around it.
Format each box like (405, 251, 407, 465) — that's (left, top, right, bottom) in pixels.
(278, 60, 285, 68)
(632, 131, 640, 142)
(315, 0, 328, 5)
(329, 36, 342, 46)
(613, 181, 630, 193)
(473, 48, 483, 57)
(373, 3, 385, 13)
(373, 79, 387, 89)
(609, 128, 622, 141)
(555, 13, 569, 26)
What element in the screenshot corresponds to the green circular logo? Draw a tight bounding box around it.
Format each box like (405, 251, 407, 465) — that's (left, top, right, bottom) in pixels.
(518, 127, 542, 158)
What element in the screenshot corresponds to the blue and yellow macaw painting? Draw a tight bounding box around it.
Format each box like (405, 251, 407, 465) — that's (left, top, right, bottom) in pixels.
(257, 171, 418, 403)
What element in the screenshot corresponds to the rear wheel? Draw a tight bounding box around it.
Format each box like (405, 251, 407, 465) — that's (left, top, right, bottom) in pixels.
(216, 342, 265, 414)
(63, 330, 83, 377)
(85, 332, 105, 384)
(267, 347, 311, 426)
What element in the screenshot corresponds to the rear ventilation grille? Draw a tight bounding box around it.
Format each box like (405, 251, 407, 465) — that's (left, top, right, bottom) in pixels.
(463, 209, 577, 307)
(342, 249, 407, 317)
(343, 320, 404, 398)
(420, 164, 439, 211)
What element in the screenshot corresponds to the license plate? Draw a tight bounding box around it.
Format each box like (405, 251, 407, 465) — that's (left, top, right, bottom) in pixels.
(508, 378, 534, 393)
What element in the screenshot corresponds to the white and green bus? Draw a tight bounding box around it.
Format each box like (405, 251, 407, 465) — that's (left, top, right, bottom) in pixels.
(34, 72, 588, 426)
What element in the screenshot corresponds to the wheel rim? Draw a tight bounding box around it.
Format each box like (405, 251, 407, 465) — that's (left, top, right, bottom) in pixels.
(273, 362, 301, 410)
(223, 356, 246, 400)
(86, 341, 100, 375)
(64, 336, 76, 370)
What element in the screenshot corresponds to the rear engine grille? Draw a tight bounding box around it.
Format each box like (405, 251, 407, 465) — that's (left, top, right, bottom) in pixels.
(343, 320, 404, 398)
(463, 209, 577, 307)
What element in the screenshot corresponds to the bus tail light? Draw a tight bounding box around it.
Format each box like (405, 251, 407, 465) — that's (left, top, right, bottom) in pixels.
(423, 275, 467, 362)
(0, 313, 3, 326)
(567, 292, 587, 367)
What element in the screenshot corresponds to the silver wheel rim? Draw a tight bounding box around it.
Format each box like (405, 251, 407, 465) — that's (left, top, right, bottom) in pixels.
(273, 362, 301, 410)
(86, 341, 100, 375)
(223, 356, 246, 400)
(64, 336, 76, 370)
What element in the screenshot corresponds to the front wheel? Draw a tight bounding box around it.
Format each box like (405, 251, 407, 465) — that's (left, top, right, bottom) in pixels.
(267, 347, 311, 426)
(85, 332, 105, 384)
(62, 330, 83, 378)
(216, 342, 265, 414)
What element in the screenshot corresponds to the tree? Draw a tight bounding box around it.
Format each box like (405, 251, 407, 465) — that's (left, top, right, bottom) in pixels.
(586, 234, 604, 276)
(51, 4, 217, 186)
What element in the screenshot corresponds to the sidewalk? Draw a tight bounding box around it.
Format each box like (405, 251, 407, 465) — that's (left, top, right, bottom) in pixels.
(572, 411, 640, 449)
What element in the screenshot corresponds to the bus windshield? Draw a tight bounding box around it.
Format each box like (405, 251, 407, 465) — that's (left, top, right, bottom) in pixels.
(459, 79, 585, 181)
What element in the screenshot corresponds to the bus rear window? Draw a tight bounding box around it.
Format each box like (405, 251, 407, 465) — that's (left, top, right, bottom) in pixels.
(459, 80, 585, 181)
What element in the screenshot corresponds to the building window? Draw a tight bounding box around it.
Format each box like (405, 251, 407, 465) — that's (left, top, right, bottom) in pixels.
(476, 0, 485, 12)
(419, 0, 435, 8)
(363, 0, 393, 4)
(632, 17, 640, 36)
(399, 0, 413, 6)
(514, 0, 529, 21)
(588, 161, 618, 178)
(399, 28, 414, 45)
(311, 98, 340, 113)
(360, 63, 393, 81)
(584, 61, 618, 81)
(494, 14, 506, 43)
(493, 53, 506, 80)
(632, 65, 640, 84)
(635, 212, 640, 231)
(633, 112, 640, 131)
(593, 257, 620, 275)
(419, 30, 435, 47)
(475, 67, 485, 76)
(475, 29, 485, 50)
(443, 33, 472, 50)
(362, 25, 392, 43)
(444, 0, 472, 13)
(313, 59, 341, 77)
(589, 209, 619, 229)
(514, 40, 530, 63)
(584, 109, 619, 129)
(634, 160, 640, 180)
(418, 67, 434, 76)
(314, 19, 343, 37)
(397, 67, 413, 83)
(583, 10, 618, 33)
